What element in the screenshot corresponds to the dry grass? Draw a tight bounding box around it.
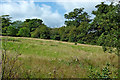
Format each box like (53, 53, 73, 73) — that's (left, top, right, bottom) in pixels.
(1, 36, 118, 78)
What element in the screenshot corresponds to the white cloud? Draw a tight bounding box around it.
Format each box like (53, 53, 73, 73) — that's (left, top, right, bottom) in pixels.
(0, 0, 108, 2)
(56, 0, 111, 19)
(0, 0, 64, 27)
(57, 1, 106, 14)
(0, 0, 97, 2)
(56, 0, 105, 2)
(0, 0, 112, 27)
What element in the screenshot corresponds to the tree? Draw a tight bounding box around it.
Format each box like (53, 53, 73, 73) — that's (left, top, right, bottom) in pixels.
(31, 27, 40, 38)
(76, 22, 90, 44)
(64, 8, 91, 43)
(1, 15, 12, 35)
(12, 21, 23, 30)
(88, 2, 114, 45)
(17, 27, 30, 37)
(91, 2, 120, 55)
(90, 2, 111, 37)
(59, 26, 70, 41)
(68, 26, 77, 42)
(39, 25, 50, 39)
(50, 28, 60, 40)
(6, 21, 23, 36)
(6, 25, 18, 36)
(31, 24, 50, 39)
(64, 8, 91, 27)
(100, 29, 120, 55)
(101, 3, 120, 55)
(23, 19, 43, 32)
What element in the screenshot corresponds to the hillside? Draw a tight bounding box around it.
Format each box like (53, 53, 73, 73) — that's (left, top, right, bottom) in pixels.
(1, 36, 118, 78)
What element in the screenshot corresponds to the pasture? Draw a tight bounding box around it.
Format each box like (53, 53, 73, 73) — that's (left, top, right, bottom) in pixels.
(1, 36, 118, 78)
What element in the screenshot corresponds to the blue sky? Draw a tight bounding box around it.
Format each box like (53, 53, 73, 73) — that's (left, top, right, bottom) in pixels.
(0, 0, 112, 27)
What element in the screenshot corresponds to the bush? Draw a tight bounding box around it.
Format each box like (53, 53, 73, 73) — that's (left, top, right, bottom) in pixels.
(1, 38, 23, 78)
(75, 42, 77, 45)
(88, 63, 118, 78)
(78, 40, 85, 44)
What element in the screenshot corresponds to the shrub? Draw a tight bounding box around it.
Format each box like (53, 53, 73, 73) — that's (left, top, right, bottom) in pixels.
(88, 63, 118, 78)
(75, 42, 77, 45)
(1, 38, 23, 78)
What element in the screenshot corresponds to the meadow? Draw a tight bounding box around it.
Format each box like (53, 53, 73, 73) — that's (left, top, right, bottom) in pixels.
(1, 36, 118, 78)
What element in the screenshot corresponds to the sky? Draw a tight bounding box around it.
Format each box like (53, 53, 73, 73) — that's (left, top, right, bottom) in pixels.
(0, 0, 113, 28)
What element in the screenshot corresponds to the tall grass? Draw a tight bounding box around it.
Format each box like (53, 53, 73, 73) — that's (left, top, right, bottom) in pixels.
(1, 36, 118, 78)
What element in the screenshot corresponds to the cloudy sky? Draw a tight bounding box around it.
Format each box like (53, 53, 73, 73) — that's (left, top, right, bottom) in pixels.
(0, 0, 111, 27)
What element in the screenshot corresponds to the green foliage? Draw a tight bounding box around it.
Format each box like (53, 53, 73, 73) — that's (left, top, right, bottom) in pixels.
(31, 24, 50, 39)
(97, 33, 105, 46)
(59, 26, 70, 41)
(1, 15, 11, 28)
(77, 40, 85, 44)
(74, 42, 77, 45)
(101, 30, 120, 55)
(31, 27, 40, 38)
(12, 21, 23, 29)
(39, 25, 50, 39)
(68, 26, 77, 42)
(6, 25, 18, 36)
(17, 27, 30, 37)
(89, 2, 120, 55)
(6, 21, 23, 36)
(50, 28, 60, 40)
(1, 15, 12, 34)
(1, 38, 23, 78)
(23, 19, 43, 32)
(88, 63, 117, 78)
(64, 8, 91, 27)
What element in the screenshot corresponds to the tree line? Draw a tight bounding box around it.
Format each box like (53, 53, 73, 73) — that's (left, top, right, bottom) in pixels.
(1, 2, 120, 55)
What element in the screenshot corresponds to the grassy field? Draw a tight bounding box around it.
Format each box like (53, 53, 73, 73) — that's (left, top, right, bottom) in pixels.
(1, 36, 118, 78)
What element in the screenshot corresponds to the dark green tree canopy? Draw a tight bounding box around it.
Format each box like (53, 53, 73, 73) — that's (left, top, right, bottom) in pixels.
(23, 19, 43, 32)
(17, 27, 30, 37)
(31, 24, 50, 39)
(1, 15, 12, 34)
(91, 2, 120, 55)
(64, 8, 91, 27)
(1, 15, 12, 28)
